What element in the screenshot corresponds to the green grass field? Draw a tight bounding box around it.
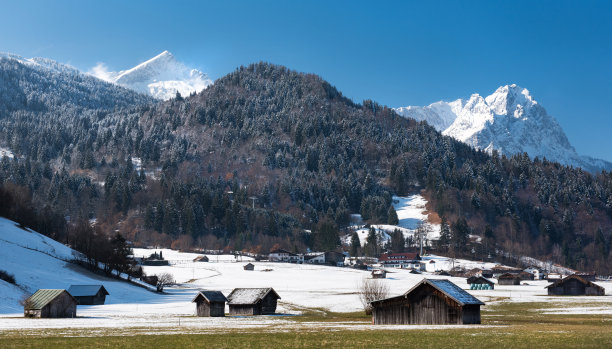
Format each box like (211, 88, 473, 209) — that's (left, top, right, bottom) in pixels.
(2, 301, 611, 348)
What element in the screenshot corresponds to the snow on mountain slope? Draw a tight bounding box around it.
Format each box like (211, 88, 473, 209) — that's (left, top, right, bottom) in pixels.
(395, 85, 612, 173)
(343, 195, 441, 247)
(0, 217, 160, 314)
(90, 51, 212, 100)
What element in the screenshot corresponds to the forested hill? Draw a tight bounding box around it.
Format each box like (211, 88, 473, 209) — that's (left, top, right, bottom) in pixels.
(0, 61, 610, 273)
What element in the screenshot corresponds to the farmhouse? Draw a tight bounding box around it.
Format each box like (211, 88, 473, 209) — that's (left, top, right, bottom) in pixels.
(467, 276, 494, 290)
(498, 273, 521, 285)
(243, 262, 255, 271)
(24, 289, 77, 318)
(268, 249, 303, 263)
(379, 252, 421, 269)
(67, 285, 109, 305)
(546, 274, 605, 296)
(192, 290, 228, 317)
(227, 288, 280, 315)
(370, 279, 484, 325)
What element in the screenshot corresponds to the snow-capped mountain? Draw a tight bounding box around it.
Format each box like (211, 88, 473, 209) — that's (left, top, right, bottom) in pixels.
(395, 84, 612, 173)
(90, 51, 212, 100)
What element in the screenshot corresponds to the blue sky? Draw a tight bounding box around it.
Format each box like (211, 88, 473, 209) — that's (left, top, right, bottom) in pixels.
(1, 0, 611, 161)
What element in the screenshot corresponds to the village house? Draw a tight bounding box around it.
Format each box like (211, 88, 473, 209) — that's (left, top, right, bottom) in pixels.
(67, 285, 109, 305)
(546, 274, 605, 296)
(227, 288, 280, 315)
(268, 249, 304, 263)
(370, 279, 484, 325)
(305, 251, 346, 266)
(379, 252, 421, 269)
(24, 289, 77, 318)
(497, 273, 521, 285)
(467, 276, 494, 290)
(192, 290, 228, 317)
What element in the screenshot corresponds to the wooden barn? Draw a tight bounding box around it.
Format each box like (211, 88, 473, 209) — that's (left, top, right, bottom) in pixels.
(193, 255, 209, 262)
(192, 290, 228, 317)
(467, 276, 494, 290)
(24, 289, 77, 318)
(370, 279, 484, 325)
(67, 285, 109, 305)
(227, 288, 280, 315)
(371, 269, 387, 279)
(498, 273, 521, 285)
(546, 274, 605, 296)
(243, 263, 255, 271)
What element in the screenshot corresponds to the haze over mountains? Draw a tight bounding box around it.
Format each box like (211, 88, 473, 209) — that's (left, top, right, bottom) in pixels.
(395, 85, 612, 173)
(89, 51, 212, 100)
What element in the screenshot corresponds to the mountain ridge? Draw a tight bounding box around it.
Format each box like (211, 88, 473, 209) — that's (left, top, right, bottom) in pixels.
(395, 84, 612, 173)
(90, 51, 212, 100)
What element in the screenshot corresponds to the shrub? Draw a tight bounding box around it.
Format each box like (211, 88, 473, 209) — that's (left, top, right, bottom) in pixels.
(0, 269, 16, 284)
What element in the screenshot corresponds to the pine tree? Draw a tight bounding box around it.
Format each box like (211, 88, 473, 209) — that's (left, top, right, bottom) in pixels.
(387, 206, 399, 225)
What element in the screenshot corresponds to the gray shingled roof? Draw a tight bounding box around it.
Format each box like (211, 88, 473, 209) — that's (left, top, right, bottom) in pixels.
(423, 279, 484, 305)
(25, 289, 73, 310)
(227, 288, 280, 305)
(192, 290, 228, 303)
(67, 285, 109, 297)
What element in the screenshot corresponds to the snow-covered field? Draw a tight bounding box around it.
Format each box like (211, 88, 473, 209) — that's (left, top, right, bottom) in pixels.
(1, 216, 611, 335)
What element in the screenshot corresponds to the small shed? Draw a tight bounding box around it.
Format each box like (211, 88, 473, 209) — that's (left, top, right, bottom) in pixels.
(192, 290, 228, 317)
(546, 274, 605, 296)
(518, 271, 535, 281)
(467, 276, 494, 290)
(498, 273, 521, 285)
(193, 255, 209, 262)
(24, 289, 77, 318)
(371, 269, 387, 279)
(243, 263, 255, 271)
(227, 288, 280, 315)
(370, 279, 484, 325)
(67, 285, 109, 305)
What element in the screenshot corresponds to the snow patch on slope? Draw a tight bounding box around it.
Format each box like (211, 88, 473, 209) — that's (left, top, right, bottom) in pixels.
(89, 51, 212, 100)
(0, 217, 159, 314)
(395, 84, 612, 173)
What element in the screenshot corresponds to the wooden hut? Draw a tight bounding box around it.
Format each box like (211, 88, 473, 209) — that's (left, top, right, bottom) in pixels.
(370, 279, 484, 325)
(467, 276, 494, 290)
(497, 273, 521, 285)
(546, 274, 605, 296)
(192, 290, 228, 317)
(371, 269, 387, 279)
(67, 285, 109, 305)
(518, 271, 535, 281)
(227, 288, 280, 315)
(193, 255, 209, 262)
(243, 263, 255, 271)
(24, 289, 77, 318)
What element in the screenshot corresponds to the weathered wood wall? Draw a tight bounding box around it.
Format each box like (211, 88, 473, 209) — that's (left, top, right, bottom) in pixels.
(196, 301, 226, 317)
(40, 292, 76, 318)
(229, 304, 260, 315)
(261, 294, 278, 314)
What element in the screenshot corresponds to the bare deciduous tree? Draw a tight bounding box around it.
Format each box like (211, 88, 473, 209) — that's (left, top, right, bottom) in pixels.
(358, 277, 389, 315)
(155, 272, 175, 292)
